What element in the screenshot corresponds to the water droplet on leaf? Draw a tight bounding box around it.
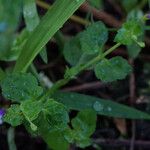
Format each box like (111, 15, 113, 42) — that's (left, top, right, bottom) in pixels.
(107, 107, 112, 112)
(93, 101, 103, 112)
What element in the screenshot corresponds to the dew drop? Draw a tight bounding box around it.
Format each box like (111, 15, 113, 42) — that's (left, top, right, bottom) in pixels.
(24, 11, 34, 18)
(93, 101, 103, 112)
(107, 107, 112, 112)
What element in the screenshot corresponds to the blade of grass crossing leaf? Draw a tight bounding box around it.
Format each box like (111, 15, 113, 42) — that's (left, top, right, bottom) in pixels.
(52, 92, 150, 120)
(23, 0, 48, 63)
(14, 0, 85, 73)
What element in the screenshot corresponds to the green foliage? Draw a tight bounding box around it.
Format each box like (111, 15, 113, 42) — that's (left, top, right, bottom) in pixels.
(115, 20, 145, 47)
(63, 21, 108, 66)
(0, 0, 148, 150)
(0, 0, 22, 61)
(127, 9, 145, 58)
(4, 104, 24, 126)
(121, 0, 138, 12)
(87, 0, 103, 9)
(64, 109, 97, 148)
(80, 22, 108, 54)
(34, 101, 70, 150)
(23, 0, 48, 63)
(53, 92, 150, 119)
(71, 109, 96, 136)
(10, 29, 29, 60)
(38, 118, 70, 150)
(20, 100, 42, 122)
(94, 56, 132, 82)
(43, 100, 69, 131)
(0, 68, 5, 81)
(14, 0, 85, 72)
(41, 131, 69, 150)
(1, 73, 43, 102)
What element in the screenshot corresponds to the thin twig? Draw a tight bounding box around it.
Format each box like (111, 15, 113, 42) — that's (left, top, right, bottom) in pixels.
(129, 59, 136, 150)
(79, 2, 122, 27)
(62, 81, 106, 92)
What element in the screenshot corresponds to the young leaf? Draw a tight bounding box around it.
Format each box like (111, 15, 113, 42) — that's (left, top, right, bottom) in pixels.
(4, 105, 24, 126)
(14, 0, 85, 72)
(63, 21, 108, 66)
(80, 21, 108, 54)
(1, 73, 43, 102)
(20, 100, 42, 122)
(63, 35, 83, 66)
(94, 56, 132, 82)
(35, 113, 69, 150)
(52, 91, 150, 120)
(43, 99, 69, 131)
(127, 44, 141, 58)
(64, 109, 96, 148)
(114, 20, 144, 46)
(127, 9, 145, 58)
(71, 109, 96, 136)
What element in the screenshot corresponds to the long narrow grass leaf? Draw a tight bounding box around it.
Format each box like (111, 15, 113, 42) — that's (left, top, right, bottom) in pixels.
(53, 92, 150, 120)
(14, 0, 85, 72)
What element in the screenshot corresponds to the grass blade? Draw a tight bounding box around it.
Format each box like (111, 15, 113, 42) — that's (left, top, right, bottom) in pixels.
(53, 91, 150, 120)
(14, 0, 85, 72)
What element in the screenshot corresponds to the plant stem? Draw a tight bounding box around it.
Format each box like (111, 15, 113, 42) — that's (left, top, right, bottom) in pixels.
(79, 43, 121, 71)
(41, 43, 121, 100)
(7, 127, 17, 150)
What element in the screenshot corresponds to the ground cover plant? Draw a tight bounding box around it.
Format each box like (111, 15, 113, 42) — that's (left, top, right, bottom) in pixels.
(1, 0, 150, 150)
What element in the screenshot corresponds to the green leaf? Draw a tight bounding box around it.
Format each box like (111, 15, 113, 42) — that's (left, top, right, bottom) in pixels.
(94, 56, 132, 82)
(121, 0, 138, 12)
(23, 0, 39, 31)
(64, 110, 96, 148)
(10, 29, 29, 61)
(4, 104, 24, 126)
(87, 0, 103, 9)
(80, 21, 108, 54)
(0, 67, 5, 81)
(52, 91, 150, 119)
(71, 109, 96, 136)
(64, 129, 91, 148)
(1, 73, 43, 102)
(127, 44, 141, 58)
(63, 35, 83, 66)
(14, 0, 85, 72)
(23, 0, 48, 63)
(127, 9, 144, 21)
(43, 99, 69, 131)
(114, 20, 144, 46)
(126, 10, 145, 58)
(35, 113, 69, 150)
(63, 21, 108, 66)
(0, 0, 22, 61)
(20, 100, 42, 121)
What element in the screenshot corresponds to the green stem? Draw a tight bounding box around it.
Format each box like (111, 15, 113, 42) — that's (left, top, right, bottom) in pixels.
(79, 43, 121, 71)
(41, 43, 121, 100)
(7, 127, 17, 150)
